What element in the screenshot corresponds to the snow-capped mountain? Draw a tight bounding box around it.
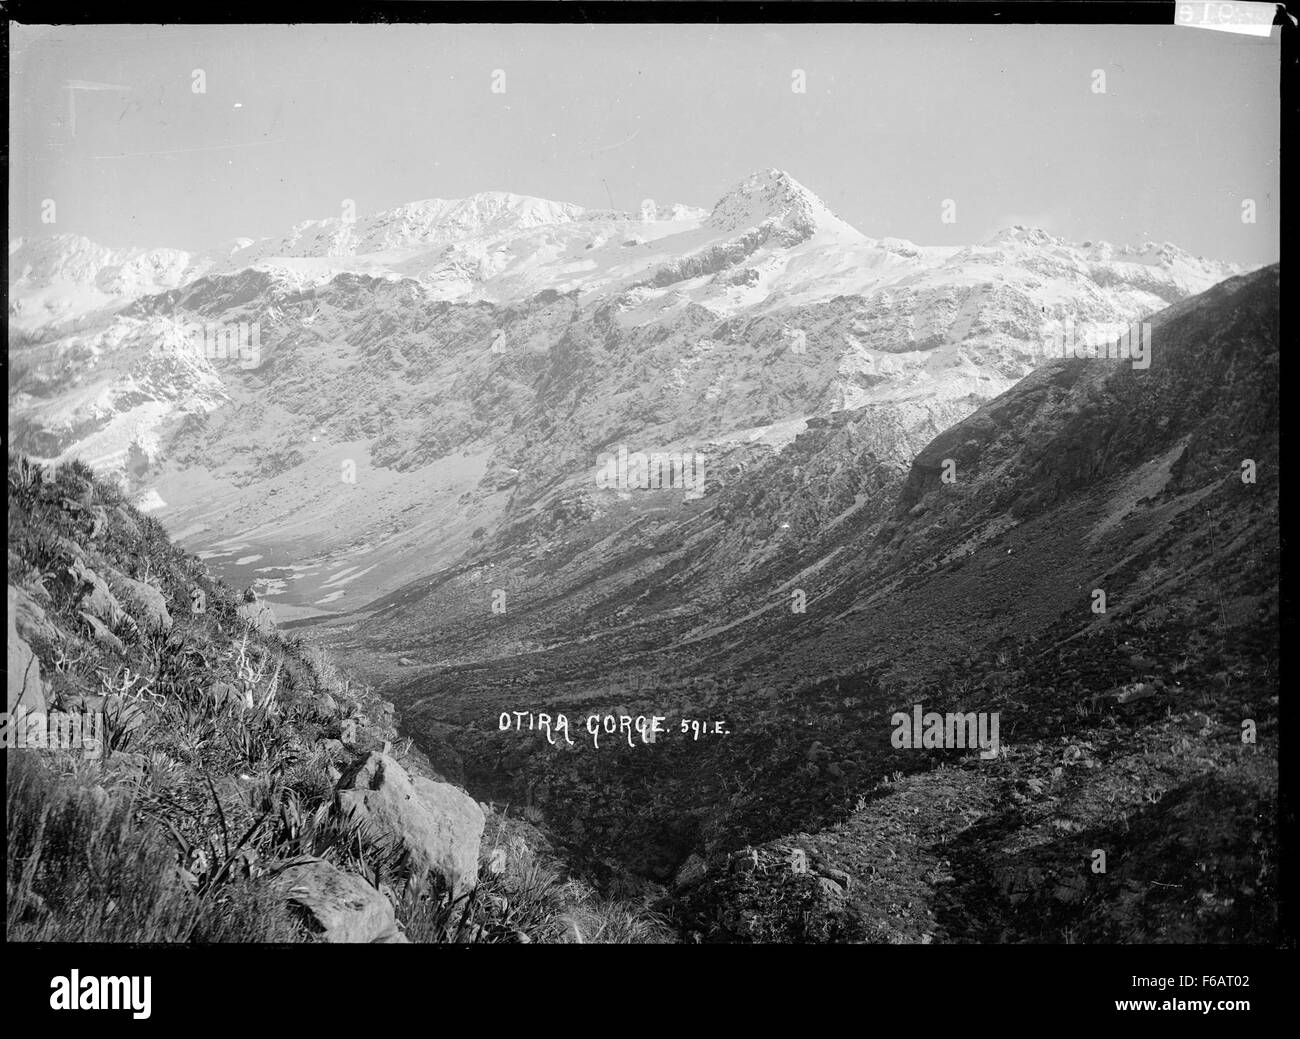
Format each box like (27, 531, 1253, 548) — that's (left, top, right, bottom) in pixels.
(222, 193, 589, 264)
(705, 168, 861, 241)
(8, 235, 214, 331)
(9, 170, 1234, 327)
(8, 170, 1243, 616)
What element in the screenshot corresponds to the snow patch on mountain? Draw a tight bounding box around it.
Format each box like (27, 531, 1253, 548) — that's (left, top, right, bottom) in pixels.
(8, 235, 213, 330)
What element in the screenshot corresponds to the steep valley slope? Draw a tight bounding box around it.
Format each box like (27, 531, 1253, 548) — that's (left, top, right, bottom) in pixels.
(332, 264, 1279, 942)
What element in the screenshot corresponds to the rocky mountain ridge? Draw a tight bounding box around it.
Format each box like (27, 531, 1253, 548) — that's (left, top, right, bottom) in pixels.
(9, 170, 1244, 622)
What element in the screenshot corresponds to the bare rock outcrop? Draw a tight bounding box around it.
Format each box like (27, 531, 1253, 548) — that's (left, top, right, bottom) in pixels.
(336, 752, 484, 896)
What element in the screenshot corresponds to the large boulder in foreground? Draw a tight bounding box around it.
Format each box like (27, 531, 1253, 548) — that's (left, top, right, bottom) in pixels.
(107, 568, 172, 633)
(336, 752, 484, 896)
(7, 588, 46, 716)
(68, 560, 126, 628)
(267, 856, 404, 943)
(9, 584, 60, 652)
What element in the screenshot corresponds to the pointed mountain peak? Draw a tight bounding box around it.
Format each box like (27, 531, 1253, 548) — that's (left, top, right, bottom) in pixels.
(985, 225, 1064, 248)
(707, 169, 858, 239)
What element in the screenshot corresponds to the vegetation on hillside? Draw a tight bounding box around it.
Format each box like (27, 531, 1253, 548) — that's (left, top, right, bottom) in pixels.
(6, 452, 667, 943)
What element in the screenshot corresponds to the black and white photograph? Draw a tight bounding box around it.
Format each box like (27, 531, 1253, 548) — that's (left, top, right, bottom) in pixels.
(3, 2, 1287, 1012)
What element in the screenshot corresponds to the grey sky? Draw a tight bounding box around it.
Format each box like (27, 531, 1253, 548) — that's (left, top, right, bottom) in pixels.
(8, 22, 1279, 264)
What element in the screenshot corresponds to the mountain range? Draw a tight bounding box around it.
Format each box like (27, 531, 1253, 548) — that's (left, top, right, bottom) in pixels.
(8, 169, 1243, 620)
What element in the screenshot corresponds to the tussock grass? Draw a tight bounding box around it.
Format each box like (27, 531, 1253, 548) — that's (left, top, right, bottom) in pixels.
(8, 452, 671, 943)
(6, 753, 303, 942)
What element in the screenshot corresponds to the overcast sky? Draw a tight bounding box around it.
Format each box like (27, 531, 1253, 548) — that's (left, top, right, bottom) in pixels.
(8, 22, 1280, 265)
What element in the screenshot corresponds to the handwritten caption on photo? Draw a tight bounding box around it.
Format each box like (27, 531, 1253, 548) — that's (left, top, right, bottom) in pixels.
(499, 710, 729, 748)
